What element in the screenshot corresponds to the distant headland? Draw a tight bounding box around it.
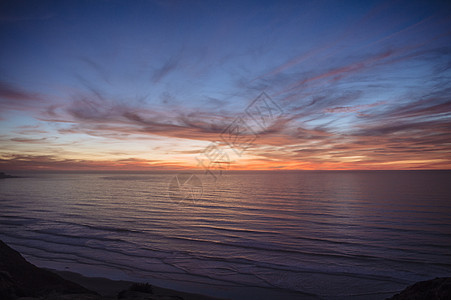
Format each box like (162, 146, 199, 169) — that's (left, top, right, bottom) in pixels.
(0, 172, 20, 179)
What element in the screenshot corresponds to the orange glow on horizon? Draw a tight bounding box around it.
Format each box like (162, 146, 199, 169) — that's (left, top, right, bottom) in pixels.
(1, 154, 449, 171)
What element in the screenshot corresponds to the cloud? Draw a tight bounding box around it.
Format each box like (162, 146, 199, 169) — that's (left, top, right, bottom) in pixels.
(10, 137, 49, 143)
(152, 56, 180, 83)
(0, 81, 40, 101)
(52, 87, 240, 143)
(79, 56, 110, 83)
(0, 154, 190, 171)
(2, 1, 450, 171)
(325, 102, 386, 114)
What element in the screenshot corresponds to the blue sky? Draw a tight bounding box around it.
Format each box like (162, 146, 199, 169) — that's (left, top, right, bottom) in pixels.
(1, 0, 450, 170)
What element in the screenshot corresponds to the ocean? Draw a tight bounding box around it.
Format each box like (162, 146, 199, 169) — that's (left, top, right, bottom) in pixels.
(0, 170, 450, 299)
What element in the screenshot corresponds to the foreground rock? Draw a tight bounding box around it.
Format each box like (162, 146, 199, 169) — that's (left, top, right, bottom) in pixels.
(387, 277, 451, 300)
(0, 240, 97, 299)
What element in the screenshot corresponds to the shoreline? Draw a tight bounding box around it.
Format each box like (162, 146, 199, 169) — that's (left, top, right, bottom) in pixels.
(1, 239, 450, 299)
(0, 239, 221, 300)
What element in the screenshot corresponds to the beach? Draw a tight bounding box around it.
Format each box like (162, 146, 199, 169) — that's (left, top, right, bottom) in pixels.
(54, 269, 220, 300)
(2, 238, 450, 299)
(0, 239, 220, 299)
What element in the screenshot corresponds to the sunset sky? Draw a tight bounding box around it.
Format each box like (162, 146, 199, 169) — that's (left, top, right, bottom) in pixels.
(1, 0, 450, 171)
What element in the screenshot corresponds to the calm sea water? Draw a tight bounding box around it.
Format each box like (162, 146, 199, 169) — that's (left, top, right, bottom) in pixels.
(0, 171, 450, 299)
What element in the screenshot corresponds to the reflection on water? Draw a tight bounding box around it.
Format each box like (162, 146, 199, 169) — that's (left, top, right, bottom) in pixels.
(0, 170, 450, 299)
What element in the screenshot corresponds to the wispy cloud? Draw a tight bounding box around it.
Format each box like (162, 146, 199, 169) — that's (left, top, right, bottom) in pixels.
(152, 56, 180, 83)
(0, 154, 190, 171)
(0, 81, 40, 101)
(1, 0, 450, 170)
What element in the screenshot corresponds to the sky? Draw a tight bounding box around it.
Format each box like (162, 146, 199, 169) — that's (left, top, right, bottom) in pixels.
(0, 0, 450, 171)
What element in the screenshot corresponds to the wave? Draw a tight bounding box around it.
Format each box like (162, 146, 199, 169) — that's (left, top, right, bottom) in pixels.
(1, 171, 451, 298)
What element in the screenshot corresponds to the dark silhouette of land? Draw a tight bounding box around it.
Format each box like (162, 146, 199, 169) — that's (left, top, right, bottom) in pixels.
(0, 240, 95, 299)
(0, 172, 20, 179)
(386, 277, 451, 300)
